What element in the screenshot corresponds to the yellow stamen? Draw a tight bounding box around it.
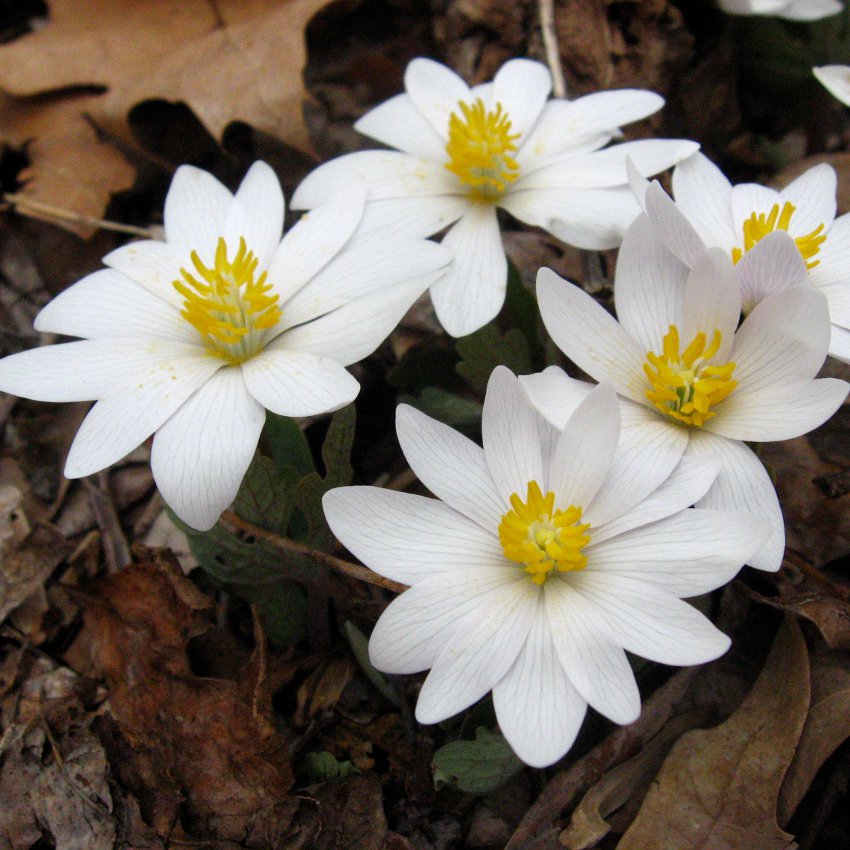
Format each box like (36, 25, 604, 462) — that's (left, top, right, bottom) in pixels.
(173, 236, 282, 363)
(731, 201, 826, 270)
(644, 325, 737, 427)
(445, 98, 520, 201)
(498, 481, 590, 585)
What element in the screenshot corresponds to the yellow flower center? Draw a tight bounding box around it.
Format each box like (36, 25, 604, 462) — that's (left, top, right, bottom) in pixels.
(644, 325, 737, 428)
(498, 481, 590, 585)
(173, 236, 282, 364)
(445, 98, 520, 201)
(731, 201, 826, 269)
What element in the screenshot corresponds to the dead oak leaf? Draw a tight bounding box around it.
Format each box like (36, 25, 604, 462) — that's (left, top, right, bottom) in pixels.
(0, 0, 331, 232)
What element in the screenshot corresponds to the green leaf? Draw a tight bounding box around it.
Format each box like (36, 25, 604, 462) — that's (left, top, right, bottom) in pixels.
(261, 411, 314, 478)
(303, 750, 360, 783)
(400, 387, 483, 431)
(432, 727, 524, 794)
(456, 323, 532, 394)
(503, 260, 542, 366)
(233, 454, 300, 535)
(343, 620, 402, 708)
(239, 578, 308, 647)
(388, 345, 463, 395)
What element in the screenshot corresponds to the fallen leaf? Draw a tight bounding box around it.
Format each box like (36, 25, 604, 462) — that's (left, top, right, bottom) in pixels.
(617, 617, 809, 850)
(0, 0, 331, 231)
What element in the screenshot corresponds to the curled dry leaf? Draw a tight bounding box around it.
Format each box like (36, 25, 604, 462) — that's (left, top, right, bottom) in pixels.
(617, 617, 809, 850)
(0, 0, 331, 234)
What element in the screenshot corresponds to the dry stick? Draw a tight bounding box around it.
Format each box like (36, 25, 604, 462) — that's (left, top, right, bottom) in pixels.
(82, 473, 132, 571)
(3, 192, 155, 239)
(539, 0, 566, 98)
(220, 510, 408, 595)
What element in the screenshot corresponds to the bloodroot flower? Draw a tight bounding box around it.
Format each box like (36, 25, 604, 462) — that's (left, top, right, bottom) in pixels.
(0, 162, 448, 530)
(292, 57, 697, 337)
(323, 367, 768, 767)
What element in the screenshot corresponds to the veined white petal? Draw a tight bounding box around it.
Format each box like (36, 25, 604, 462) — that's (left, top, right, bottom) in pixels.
(519, 367, 594, 429)
(64, 352, 223, 477)
(687, 430, 784, 571)
(614, 213, 688, 354)
(368, 568, 522, 674)
(323, 486, 505, 585)
(240, 349, 358, 417)
(829, 324, 850, 362)
(395, 404, 503, 531)
(354, 193, 469, 239)
(415, 578, 538, 724)
(354, 92, 447, 159)
(545, 580, 640, 724)
(164, 165, 232, 257)
(430, 205, 507, 338)
(708, 377, 848, 441)
(150, 366, 264, 531)
(548, 384, 620, 511)
(491, 59, 551, 139)
(102, 240, 188, 309)
(569, 573, 731, 665)
(493, 599, 587, 767)
(34, 268, 197, 344)
(781, 0, 842, 20)
(780, 163, 837, 233)
(404, 57, 471, 139)
(731, 183, 782, 239)
(671, 152, 737, 250)
(810, 213, 850, 289)
(644, 180, 709, 267)
(731, 286, 831, 390)
(223, 161, 285, 270)
(814, 65, 850, 108)
(587, 508, 767, 596)
(680, 248, 742, 362)
(589, 452, 720, 546)
(267, 185, 366, 307)
(483, 367, 545, 502)
(536, 268, 649, 403)
(734, 231, 809, 314)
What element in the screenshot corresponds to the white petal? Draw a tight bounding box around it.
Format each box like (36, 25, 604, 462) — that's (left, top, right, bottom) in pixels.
(810, 213, 850, 289)
(415, 578, 538, 723)
(223, 161, 285, 270)
(687, 430, 784, 571)
(395, 404, 503, 531)
(549, 384, 620, 510)
(569, 573, 731, 665)
(614, 213, 688, 354)
(34, 268, 196, 344)
(708, 377, 848, 441)
(323, 486, 505, 585)
(644, 180, 709, 267)
(483, 367, 544, 502)
(519, 367, 594, 428)
(493, 599, 587, 767)
(731, 286, 831, 391)
(404, 58, 471, 138)
(536, 268, 649, 403)
(734, 230, 809, 313)
(354, 193, 469, 239)
(587, 507, 767, 596)
(430, 205, 507, 338)
(545, 580, 640, 724)
(781, 0, 841, 20)
(780, 163, 837, 233)
(491, 59, 551, 139)
(354, 93, 447, 159)
(267, 185, 366, 306)
(240, 349, 358, 417)
(102, 239, 188, 309)
(829, 324, 850, 362)
(368, 568, 521, 674)
(64, 352, 223, 477)
(814, 65, 850, 108)
(164, 165, 232, 256)
(671, 152, 737, 250)
(680, 248, 742, 361)
(589, 451, 720, 546)
(274, 277, 431, 367)
(731, 183, 782, 238)
(150, 366, 264, 531)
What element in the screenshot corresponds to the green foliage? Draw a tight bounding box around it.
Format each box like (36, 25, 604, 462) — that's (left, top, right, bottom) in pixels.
(456, 324, 532, 394)
(399, 387, 483, 431)
(343, 620, 402, 708)
(432, 727, 524, 795)
(303, 750, 360, 783)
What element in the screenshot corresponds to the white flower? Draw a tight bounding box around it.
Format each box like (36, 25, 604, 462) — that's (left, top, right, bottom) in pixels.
(0, 162, 448, 530)
(523, 218, 849, 573)
(718, 0, 841, 19)
(323, 367, 768, 767)
(633, 152, 850, 362)
(291, 57, 698, 337)
(815, 64, 850, 107)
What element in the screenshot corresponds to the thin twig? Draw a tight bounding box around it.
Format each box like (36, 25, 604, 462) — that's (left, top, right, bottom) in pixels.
(539, 0, 566, 98)
(2, 192, 155, 239)
(220, 510, 408, 595)
(82, 474, 132, 571)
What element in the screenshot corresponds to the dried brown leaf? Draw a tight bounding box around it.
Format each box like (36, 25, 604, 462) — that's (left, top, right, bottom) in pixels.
(617, 617, 809, 850)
